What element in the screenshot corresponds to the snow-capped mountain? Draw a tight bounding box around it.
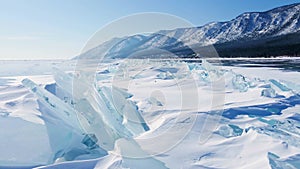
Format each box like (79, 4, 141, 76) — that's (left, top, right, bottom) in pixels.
(78, 3, 300, 59)
(166, 2, 300, 46)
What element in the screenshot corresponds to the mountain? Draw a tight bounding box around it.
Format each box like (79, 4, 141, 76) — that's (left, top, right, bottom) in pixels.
(214, 31, 300, 57)
(165, 2, 300, 46)
(77, 3, 300, 59)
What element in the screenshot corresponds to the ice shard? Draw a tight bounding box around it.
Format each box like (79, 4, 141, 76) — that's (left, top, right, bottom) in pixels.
(200, 59, 223, 82)
(115, 138, 168, 169)
(282, 80, 300, 94)
(53, 68, 118, 151)
(22, 78, 108, 162)
(269, 79, 291, 92)
(232, 74, 249, 92)
(54, 68, 149, 138)
(248, 117, 300, 148)
(22, 78, 83, 133)
(261, 88, 277, 98)
(268, 152, 300, 169)
(22, 66, 150, 163)
(99, 86, 150, 135)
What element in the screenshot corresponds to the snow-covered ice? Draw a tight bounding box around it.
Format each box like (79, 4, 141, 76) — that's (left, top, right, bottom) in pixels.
(0, 59, 300, 169)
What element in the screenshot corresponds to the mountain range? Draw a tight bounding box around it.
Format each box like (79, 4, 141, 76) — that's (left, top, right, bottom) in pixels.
(78, 3, 300, 59)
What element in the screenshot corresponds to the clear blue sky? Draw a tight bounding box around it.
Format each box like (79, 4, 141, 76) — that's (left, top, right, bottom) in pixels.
(0, 0, 299, 60)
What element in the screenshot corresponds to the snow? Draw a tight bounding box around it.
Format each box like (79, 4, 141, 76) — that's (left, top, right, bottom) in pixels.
(0, 59, 299, 169)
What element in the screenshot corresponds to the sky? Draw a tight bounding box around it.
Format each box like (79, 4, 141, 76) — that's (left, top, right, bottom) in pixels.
(0, 0, 299, 60)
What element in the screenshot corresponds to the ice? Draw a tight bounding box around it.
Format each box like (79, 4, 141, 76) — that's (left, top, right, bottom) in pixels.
(93, 138, 170, 169)
(193, 60, 258, 93)
(81, 134, 99, 149)
(114, 138, 168, 169)
(268, 152, 300, 169)
(98, 86, 149, 135)
(247, 117, 300, 148)
(22, 78, 108, 163)
(22, 79, 83, 133)
(146, 97, 164, 106)
(270, 79, 291, 92)
(200, 59, 223, 82)
(187, 63, 197, 71)
(215, 124, 243, 138)
(232, 74, 249, 92)
(201, 59, 220, 75)
(54, 68, 149, 139)
(282, 80, 300, 94)
(157, 71, 174, 80)
(261, 88, 277, 98)
(0, 116, 52, 167)
(0, 108, 10, 117)
(22, 67, 150, 164)
(1, 59, 300, 168)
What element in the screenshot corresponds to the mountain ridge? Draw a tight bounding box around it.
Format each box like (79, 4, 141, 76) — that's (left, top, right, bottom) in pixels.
(77, 3, 300, 59)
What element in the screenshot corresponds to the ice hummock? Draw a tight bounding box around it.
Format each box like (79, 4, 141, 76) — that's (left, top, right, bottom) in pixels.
(21, 69, 150, 164)
(22, 78, 108, 162)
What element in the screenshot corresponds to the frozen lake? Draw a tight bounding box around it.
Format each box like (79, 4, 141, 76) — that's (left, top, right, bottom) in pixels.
(0, 58, 300, 169)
